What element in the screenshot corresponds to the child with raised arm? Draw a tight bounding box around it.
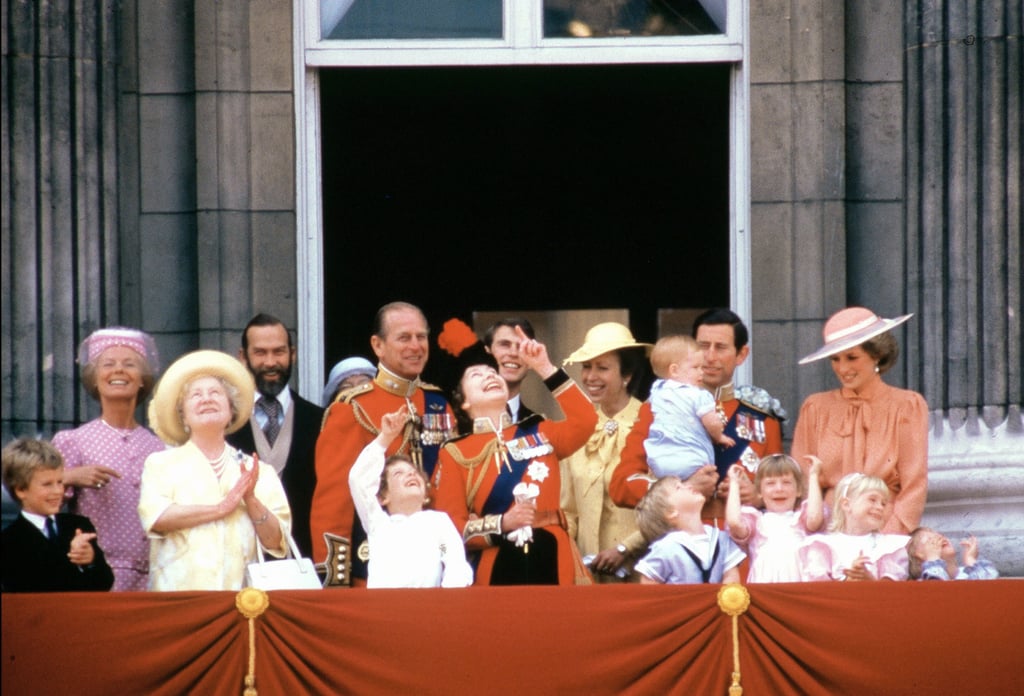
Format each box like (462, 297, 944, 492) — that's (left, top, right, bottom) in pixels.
(725, 454, 824, 583)
(798, 472, 909, 581)
(633, 475, 745, 584)
(348, 406, 473, 588)
(907, 527, 1000, 580)
(644, 336, 735, 480)
(1, 438, 114, 592)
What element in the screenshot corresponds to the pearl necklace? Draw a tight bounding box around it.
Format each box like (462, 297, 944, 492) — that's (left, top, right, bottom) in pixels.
(207, 449, 229, 478)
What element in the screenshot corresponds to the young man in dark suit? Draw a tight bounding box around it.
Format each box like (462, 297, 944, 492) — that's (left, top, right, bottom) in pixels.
(2, 438, 114, 592)
(228, 313, 324, 558)
(484, 317, 538, 422)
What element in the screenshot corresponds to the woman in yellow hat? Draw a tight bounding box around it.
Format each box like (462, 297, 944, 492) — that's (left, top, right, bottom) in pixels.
(139, 350, 291, 590)
(791, 307, 928, 534)
(560, 322, 653, 582)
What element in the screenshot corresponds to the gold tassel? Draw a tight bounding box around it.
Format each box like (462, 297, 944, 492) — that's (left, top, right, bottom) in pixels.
(717, 583, 751, 696)
(236, 588, 270, 696)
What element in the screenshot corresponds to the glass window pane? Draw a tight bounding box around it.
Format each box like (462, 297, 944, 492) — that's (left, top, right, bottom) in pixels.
(321, 0, 503, 40)
(543, 0, 724, 38)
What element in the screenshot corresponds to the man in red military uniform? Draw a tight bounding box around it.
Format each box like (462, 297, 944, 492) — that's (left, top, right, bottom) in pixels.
(310, 302, 455, 584)
(610, 308, 786, 522)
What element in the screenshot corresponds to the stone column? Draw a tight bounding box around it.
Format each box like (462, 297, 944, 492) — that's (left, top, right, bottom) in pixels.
(905, 0, 1023, 575)
(2, 0, 121, 437)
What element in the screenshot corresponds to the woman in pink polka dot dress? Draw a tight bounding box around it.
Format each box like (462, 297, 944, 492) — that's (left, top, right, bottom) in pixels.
(51, 328, 166, 591)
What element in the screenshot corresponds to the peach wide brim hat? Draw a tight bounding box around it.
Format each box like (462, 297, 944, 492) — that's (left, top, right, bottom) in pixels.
(798, 307, 913, 365)
(563, 322, 653, 365)
(147, 349, 255, 445)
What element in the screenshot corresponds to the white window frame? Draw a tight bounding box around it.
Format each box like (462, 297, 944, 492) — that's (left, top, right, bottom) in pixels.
(293, 0, 751, 394)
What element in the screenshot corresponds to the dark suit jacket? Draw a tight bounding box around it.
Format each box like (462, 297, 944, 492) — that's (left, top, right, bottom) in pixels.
(516, 402, 537, 422)
(227, 389, 324, 557)
(1, 512, 114, 592)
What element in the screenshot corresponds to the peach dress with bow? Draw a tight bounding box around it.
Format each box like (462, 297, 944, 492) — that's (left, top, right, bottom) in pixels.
(790, 380, 928, 534)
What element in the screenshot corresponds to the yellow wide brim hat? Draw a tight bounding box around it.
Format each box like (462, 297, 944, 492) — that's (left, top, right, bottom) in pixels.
(563, 322, 653, 365)
(147, 349, 255, 446)
(798, 307, 913, 365)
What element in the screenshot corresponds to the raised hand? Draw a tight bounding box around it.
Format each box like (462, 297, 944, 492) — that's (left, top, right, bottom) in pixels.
(514, 325, 557, 378)
(379, 406, 409, 444)
(67, 528, 97, 566)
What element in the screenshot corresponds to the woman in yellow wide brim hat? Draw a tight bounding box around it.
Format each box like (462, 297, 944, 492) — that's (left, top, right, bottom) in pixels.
(139, 350, 292, 591)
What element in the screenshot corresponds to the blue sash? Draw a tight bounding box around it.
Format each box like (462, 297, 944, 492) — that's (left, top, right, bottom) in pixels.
(480, 419, 542, 516)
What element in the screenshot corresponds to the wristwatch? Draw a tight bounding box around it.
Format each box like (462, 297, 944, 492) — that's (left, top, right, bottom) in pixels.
(615, 543, 628, 555)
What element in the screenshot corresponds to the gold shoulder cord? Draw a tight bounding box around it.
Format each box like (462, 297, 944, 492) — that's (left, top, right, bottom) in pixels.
(350, 400, 381, 437)
(443, 439, 503, 509)
(351, 399, 424, 472)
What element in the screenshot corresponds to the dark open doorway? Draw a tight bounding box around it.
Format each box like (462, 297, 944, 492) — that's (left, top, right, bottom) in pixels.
(320, 63, 731, 382)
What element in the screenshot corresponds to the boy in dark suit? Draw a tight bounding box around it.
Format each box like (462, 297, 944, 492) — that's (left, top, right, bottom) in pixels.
(2, 438, 114, 592)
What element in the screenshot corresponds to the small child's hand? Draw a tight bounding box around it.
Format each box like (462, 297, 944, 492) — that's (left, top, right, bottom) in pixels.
(728, 464, 745, 483)
(844, 552, 875, 582)
(717, 433, 736, 448)
(960, 535, 980, 567)
(68, 528, 97, 566)
(378, 406, 409, 444)
(804, 455, 822, 478)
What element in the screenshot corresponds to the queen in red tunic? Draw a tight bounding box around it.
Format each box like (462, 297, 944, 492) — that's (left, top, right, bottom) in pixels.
(431, 327, 597, 585)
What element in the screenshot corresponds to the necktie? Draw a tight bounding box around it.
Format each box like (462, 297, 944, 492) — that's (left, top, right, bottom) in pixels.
(45, 516, 58, 543)
(260, 398, 280, 446)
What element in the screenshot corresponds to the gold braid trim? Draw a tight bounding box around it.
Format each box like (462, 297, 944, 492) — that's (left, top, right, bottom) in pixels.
(717, 583, 751, 696)
(350, 400, 381, 437)
(235, 588, 270, 696)
(442, 439, 503, 510)
(463, 514, 503, 541)
(350, 397, 417, 466)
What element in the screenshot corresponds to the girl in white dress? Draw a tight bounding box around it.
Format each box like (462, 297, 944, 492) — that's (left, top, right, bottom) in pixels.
(725, 455, 824, 583)
(798, 472, 910, 581)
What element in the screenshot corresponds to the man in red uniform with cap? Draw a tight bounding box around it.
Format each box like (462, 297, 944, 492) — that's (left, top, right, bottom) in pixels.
(610, 308, 786, 523)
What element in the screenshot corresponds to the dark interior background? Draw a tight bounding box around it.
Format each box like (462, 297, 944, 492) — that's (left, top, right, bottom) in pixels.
(321, 63, 730, 384)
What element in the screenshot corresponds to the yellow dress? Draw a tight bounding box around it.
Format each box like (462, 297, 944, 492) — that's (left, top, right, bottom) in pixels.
(138, 441, 291, 591)
(560, 397, 647, 582)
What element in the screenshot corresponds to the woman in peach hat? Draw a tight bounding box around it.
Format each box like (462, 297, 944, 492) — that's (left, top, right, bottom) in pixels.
(790, 307, 928, 534)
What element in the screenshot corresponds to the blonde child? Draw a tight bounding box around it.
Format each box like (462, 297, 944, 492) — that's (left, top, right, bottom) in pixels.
(725, 454, 824, 582)
(798, 472, 909, 581)
(348, 406, 473, 588)
(633, 475, 745, 584)
(1, 438, 114, 592)
(644, 336, 735, 480)
(907, 527, 1000, 580)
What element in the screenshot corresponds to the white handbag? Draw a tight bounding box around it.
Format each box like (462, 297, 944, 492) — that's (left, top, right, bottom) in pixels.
(245, 533, 322, 590)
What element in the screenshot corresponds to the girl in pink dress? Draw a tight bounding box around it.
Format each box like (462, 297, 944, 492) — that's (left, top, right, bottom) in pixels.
(725, 454, 824, 583)
(798, 472, 910, 581)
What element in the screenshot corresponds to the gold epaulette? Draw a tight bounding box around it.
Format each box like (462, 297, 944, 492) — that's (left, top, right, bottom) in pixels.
(320, 381, 376, 432)
(336, 381, 374, 404)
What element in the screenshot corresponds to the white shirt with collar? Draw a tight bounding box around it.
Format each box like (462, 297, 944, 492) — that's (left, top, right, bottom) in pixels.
(252, 388, 292, 430)
(21, 510, 52, 536)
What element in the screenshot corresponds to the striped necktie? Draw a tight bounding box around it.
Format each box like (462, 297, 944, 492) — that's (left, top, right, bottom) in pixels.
(260, 398, 281, 446)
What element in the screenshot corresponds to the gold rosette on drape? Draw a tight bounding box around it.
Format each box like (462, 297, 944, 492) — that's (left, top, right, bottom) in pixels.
(236, 588, 270, 696)
(717, 583, 751, 696)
